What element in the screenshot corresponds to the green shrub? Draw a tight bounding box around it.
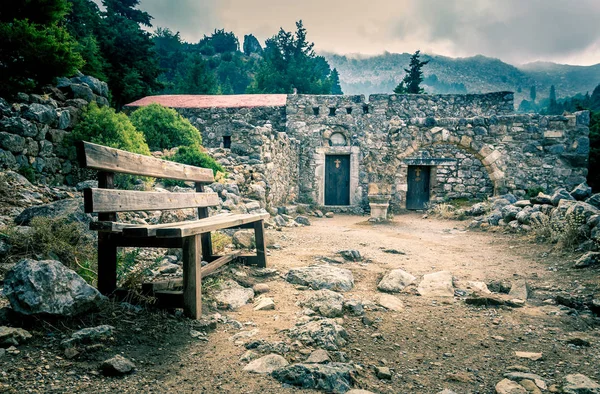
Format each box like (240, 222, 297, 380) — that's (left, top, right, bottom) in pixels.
(1, 217, 97, 284)
(129, 103, 202, 151)
(163, 145, 225, 187)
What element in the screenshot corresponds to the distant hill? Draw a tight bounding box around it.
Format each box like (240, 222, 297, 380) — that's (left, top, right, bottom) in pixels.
(323, 52, 600, 105)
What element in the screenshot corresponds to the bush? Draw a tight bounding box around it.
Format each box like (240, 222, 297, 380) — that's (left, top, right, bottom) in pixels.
(129, 103, 202, 151)
(1, 217, 97, 284)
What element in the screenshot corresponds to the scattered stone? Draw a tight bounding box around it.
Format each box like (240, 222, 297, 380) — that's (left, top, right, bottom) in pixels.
(287, 318, 348, 351)
(377, 294, 404, 311)
(562, 374, 600, 394)
(295, 216, 311, 226)
(252, 283, 270, 294)
(61, 325, 114, 347)
(100, 355, 136, 376)
(305, 349, 331, 364)
(271, 363, 356, 393)
(377, 269, 416, 293)
(574, 252, 600, 268)
(495, 378, 527, 394)
(509, 280, 530, 300)
(243, 354, 288, 374)
(417, 271, 454, 297)
(515, 351, 543, 361)
(375, 366, 392, 380)
(4, 259, 106, 316)
(337, 250, 361, 262)
(300, 289, 345, 318)
(214, 280, 254, 310)
(0, 326, 32, 346)
(253, 297, 275, 311)
(286, 265, 354, 292)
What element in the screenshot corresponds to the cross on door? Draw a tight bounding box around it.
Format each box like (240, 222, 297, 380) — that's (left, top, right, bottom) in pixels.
(335, 159, 341, 168)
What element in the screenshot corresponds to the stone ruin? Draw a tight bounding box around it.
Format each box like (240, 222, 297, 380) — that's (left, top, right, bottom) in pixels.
(126, 92, 590, 213)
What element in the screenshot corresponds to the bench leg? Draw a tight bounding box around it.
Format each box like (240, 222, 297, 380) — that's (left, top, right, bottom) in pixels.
(182, 235, 202, 319)
(200, 232, 214, 262)
(97, 233, 117, 295)
(254, 220, 267, 268)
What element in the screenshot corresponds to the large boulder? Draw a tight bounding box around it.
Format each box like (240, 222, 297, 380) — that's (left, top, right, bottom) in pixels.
(286, 265, 354, 292)
(3, 259, 106, 316)
(14, 198, 89, 226)
(272, 363, 356, 393)
(377, 269, 416, 293)
(287, 318, 348, 351)
(299, 289, 345, 318)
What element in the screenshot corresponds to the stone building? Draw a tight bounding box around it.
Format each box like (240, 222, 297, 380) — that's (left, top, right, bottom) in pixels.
(127, 92, 590, 212)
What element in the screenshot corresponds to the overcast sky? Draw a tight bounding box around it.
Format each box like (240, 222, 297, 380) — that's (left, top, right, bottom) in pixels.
(130, 0, 600, 65)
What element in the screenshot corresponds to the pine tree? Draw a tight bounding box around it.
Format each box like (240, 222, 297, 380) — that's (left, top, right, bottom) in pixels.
(394, 50, 429, 94)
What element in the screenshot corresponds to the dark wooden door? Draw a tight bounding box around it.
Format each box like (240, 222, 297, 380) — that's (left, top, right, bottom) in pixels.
(406, 166, 430, 210)
(325, 155, 350, 205)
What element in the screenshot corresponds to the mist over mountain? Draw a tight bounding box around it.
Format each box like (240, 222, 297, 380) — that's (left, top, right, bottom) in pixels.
(323, 52, 600, 104)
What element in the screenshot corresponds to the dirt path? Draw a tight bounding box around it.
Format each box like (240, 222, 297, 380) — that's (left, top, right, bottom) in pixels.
(2, 213, 600, 393)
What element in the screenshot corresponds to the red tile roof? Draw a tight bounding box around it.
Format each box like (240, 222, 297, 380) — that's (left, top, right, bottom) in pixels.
(125, 94, 288, 109)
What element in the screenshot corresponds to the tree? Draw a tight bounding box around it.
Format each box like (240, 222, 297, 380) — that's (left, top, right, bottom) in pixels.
(0, 0, 83, 97)
(96, 0, 162, 108)
(394, 50, 429, 94)
(249, 20, 336, 94)
(530, 85, 537, 102)
(329, 68, 343, 95)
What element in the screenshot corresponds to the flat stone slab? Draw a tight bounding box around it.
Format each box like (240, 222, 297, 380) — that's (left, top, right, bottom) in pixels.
(286, 265, 354, 292)
(417, 271, 454, 297)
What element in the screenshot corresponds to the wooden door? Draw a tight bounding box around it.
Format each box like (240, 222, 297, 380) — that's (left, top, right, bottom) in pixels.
(406, 166, 430, 210)
(325, 155, 350, 205)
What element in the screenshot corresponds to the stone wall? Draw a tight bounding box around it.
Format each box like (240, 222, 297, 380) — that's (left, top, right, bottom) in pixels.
(0, 73, 109, 184)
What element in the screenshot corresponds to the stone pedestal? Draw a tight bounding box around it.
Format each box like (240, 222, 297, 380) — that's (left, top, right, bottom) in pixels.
(368, 194, 391, 221)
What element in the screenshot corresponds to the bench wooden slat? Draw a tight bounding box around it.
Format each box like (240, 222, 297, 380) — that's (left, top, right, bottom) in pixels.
(78, 141, 214, 183)
(83, 188, 220, 213)
(156, 212, 269, 238)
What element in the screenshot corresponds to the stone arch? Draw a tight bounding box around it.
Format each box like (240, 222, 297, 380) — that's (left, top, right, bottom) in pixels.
(396, 127, 506, 194)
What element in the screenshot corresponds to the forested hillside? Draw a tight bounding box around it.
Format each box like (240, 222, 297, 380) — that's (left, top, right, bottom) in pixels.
(325, 52, 600, 104)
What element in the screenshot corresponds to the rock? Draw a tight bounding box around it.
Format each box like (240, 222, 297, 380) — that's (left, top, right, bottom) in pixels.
(287, 318, 348, 351)
(100, 355, 136, 376)
(571, 183, 593, 201)
(253, 297, 275, 311)
(271, 363, 356, 393)
(509, 280, 529, 300)
(504, 372, 547, 390)
(574, 252, 600, 268)
(295, 216, 311, 226)
(377, 294, 404, 311)
(417, 271, 454, 297)
(515, 351, 543, 361)
(300, 289, 345, 318)
(214, 280, 254, 310)
(286, 265, 354, 292)
(377, 269, 416, 293)
(585, 194, 600, 209)
(252, 283, 270, 294)
(0, 326, 32, 346)
(305, 349, 331, 364)
(375, 366, 392, 380)
(243, 354, 288, 374)
(551, 188, 575, 206)
(61, 325, 114, 347)
(337, 250, 361, 262)
(496, 378, 527, 394)
(562, 374, 600, 394)
(4, 259, 106, 316)
(530, 193, 553, 205)
(14, 198, 89, 226)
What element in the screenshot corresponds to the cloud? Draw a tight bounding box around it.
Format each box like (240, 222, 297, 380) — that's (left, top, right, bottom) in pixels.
(117, 0, 600, 65)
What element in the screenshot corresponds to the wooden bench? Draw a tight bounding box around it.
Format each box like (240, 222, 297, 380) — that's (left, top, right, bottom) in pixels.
(78, 141, 269, 319)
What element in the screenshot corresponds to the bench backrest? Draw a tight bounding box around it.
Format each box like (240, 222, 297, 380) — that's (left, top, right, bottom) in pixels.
(78, 141, 219, 220)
